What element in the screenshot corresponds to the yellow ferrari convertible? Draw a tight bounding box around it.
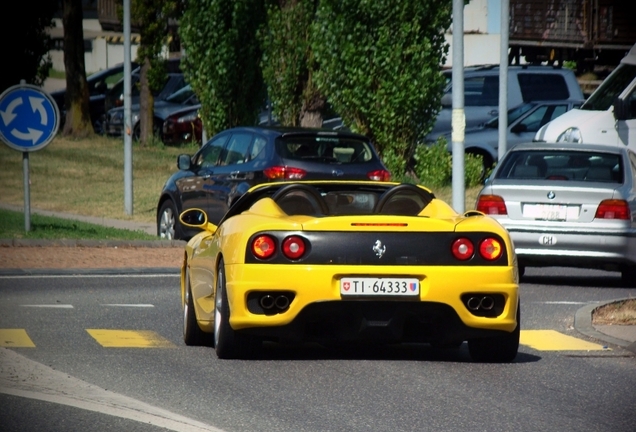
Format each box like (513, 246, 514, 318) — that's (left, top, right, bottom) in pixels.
(179, 181, 520, 362)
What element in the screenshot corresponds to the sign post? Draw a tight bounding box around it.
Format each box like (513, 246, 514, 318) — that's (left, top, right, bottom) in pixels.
(0, 82, 60, 232)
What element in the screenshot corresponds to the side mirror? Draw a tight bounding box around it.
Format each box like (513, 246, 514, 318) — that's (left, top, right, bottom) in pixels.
(180, 208, 217, 233)
(613, 97, 629, 121)
(441, 93, 452, 107)
(510, 123, 527, 133)
(177, 154, 192, 170)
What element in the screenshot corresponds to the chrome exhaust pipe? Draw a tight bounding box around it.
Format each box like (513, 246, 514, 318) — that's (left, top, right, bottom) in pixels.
(275, 295, 290, 310)
(466, 296, 481, 311)
(260, 295, 275, 310)
(480, 296, 495, 311)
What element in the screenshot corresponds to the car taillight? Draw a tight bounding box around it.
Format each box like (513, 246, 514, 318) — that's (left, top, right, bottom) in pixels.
(282, 236, 306, 260)
(367, 169, 391, 181)
(595, 199, 630, 220)
(263, 166, 307, 180)
(479, 238, 503, 261)
(452, 238, 474, 261)
(476, 195, 507, 215)
(251, 235, 276, 259)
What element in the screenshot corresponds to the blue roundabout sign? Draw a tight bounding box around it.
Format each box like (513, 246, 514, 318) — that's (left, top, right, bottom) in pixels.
(0, 84, 60, 152)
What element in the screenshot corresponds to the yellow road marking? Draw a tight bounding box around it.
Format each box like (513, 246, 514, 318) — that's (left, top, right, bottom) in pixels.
(86, 329, 175, 348)
(520, 330, 608, 351)
(0, 329, 36, 347)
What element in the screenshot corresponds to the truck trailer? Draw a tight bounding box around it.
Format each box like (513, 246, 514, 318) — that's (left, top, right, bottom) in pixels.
(509, 0, 636, 71)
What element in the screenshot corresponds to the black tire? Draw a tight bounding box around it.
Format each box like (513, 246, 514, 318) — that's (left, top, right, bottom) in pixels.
(214, 258, 257, 359)
(183, 268, 208, 346)
(621, 265, 636, 288)
(133, 119, 163, 141)
(431, 340, 464, 349)
(157, 199, 182, 240)
(468, 304, 520, 363)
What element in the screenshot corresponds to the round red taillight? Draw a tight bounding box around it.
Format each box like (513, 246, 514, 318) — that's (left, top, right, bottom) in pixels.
(479, 238, 503, 261)
(251, 235, 276, 259)
(282, 235, 306, 260)
(452, 238, 474, 261)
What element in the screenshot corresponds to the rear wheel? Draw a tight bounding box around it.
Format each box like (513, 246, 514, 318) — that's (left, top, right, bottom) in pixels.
(183, 268, 208, 345)
(468, 304, 520, 363)
(621, 265, 636, 287)
(157, 199, 182, 240)
(214, 259, 257, 359)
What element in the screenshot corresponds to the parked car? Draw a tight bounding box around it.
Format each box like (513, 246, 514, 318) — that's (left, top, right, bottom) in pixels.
(179, 181, 520, 362)
(475, 142, 636, 286)
(103, 71, 185, 118)
(103, 58, 182, 113)
(156, 126, 392, 240)
(104, 83, 197, 140)
(161, 104, 202, 146)
(439, 99, 584, 171)
(50, 62, 138, 133)
(428, 65, 585, 140)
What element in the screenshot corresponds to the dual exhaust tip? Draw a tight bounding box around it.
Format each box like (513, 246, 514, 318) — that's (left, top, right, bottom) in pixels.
(260, 294, 291, 311)
(466, 295, 495, 311)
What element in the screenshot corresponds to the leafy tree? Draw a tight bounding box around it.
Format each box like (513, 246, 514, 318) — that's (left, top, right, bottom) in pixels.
(0, 0, 57, 91)
(61, 0, 94, 137)
(259, 0, 327, 127)
(179, 0, 267, 135)
(312, 0, 452, 178)
(129, 0, 180, 146)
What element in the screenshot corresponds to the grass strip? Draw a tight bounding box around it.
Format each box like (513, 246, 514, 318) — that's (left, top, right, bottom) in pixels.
(0, 208, 157, 241)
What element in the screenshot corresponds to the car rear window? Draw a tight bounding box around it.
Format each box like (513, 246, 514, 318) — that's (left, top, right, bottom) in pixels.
(496, 150, 623, 183)
(518, 73, 570, 101)
(276, 136, 374, 163)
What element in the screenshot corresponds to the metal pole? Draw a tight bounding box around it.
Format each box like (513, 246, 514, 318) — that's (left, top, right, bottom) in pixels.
(451, 0, 465, 214)
(498, 0, 510, 162)
(123, 0, 133, 215)
(22, 152, 31, 232)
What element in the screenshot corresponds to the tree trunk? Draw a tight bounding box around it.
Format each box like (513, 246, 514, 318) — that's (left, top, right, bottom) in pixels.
(61, 0, 93, 138)
(299, 90, 326, 128)
(138, 57, 154, 147)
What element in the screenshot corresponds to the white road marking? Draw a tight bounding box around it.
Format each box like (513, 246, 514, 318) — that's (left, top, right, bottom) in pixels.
(532, 301, 596, 305)
(100, 304, 155, 307)
(0, 348, 225, 432)
(20, 304, 74, 308)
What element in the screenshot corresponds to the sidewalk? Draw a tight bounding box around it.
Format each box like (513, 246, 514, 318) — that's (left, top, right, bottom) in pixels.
(575, 302, 636, 354)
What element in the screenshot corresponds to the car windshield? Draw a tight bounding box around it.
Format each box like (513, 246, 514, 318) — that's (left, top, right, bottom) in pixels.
(166, 85, 195, 104)
(277, 136, 375, 163)
(496, 150, 623, 182)
(484, 102, 537, 128)
(582, 64, 636, 111)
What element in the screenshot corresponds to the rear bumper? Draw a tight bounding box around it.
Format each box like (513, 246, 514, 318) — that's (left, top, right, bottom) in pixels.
(221, 264, 519, 343)
(508, 228, 636, 268)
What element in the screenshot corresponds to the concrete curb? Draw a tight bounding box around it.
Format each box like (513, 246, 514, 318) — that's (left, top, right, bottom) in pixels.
(0, 267, 180, 276)
(574, 299, 636, 354)
(0, 239, 186, 248)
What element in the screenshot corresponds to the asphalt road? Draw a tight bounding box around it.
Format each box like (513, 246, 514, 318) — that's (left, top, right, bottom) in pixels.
(1, 268, 635, 432)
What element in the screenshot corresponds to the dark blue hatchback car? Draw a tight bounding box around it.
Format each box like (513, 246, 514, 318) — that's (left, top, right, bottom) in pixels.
(156, 126, 391, 239)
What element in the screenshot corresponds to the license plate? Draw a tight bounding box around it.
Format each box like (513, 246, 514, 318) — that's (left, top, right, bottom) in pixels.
(340, 277, 419, 296)
(523, 204, 572, 221)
